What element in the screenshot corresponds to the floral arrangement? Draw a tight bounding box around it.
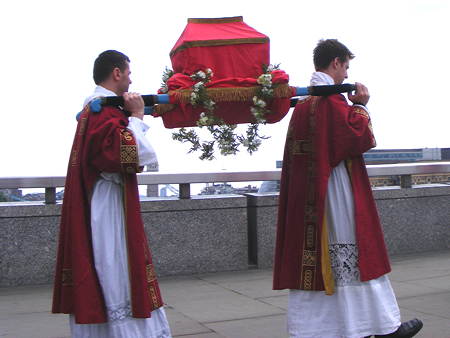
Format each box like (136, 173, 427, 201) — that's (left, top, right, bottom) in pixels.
(161, 65, 280, 160)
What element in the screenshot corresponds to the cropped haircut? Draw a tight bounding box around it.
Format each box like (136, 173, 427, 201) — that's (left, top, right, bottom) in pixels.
(93, 50, 130, 85)
(313, 39, 354, 71)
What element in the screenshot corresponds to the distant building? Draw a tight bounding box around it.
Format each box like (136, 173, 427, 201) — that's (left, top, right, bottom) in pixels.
(200, 183, 258, 195)
(266, 147, 450, 191)
(0, 189, 23, 202)
(363, 147, 450, 164)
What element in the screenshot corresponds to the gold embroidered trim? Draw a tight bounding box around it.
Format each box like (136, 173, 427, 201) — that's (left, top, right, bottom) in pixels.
(305, 223, 316, 248)
(122, 130, 133, 142)
(292, 140, 312, 155)
(303, 250, 317, 266)
(120, 145, 138, 164)
(70, 149, 78, 166)
(299, 97, 321, 290)
(188, 16, 243, 24)
(353, 107, 377, 146)
(148, 285, 159, 308)
(78, 117, 88, 135)
(353, 106, 369, 119)
(170, 37, 269, 56)
(146, 264, 157, 283)
(303, 269, 314, 290)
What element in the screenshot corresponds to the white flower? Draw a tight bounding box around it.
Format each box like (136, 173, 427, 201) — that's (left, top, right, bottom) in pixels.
(198, 112, 210, 126)
(261, 87, 273, 96)
(256, 99, 266, 108)
(194, 82, 203, 90)
(197, 71, 206, 79)
(257, 73, 272, 86)
(205, 100, 215, 110)
(266, 64, 274, 72)
(252, 96, 266, 108)
(190, 92, 199, 103)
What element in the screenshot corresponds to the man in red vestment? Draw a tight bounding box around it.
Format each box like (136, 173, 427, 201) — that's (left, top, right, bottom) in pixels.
(52, 50, 171, 337)
(273, 39, 422, 338)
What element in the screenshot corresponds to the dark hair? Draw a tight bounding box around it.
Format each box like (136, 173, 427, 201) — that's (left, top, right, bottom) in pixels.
(93, 50, 130, 85)
(313, 39, 354, 71)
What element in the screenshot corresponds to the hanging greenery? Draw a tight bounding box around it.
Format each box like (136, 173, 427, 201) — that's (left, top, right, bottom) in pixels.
(162, 64, 280, 160)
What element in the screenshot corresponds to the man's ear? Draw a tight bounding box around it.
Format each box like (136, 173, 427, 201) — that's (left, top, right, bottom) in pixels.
(331, 57, 340, 69)
(112, 67, 121, 81)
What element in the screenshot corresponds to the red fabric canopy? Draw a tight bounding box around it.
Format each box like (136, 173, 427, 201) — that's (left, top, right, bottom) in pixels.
(155, 16, 293, 128)
(170, 16, 270, 79)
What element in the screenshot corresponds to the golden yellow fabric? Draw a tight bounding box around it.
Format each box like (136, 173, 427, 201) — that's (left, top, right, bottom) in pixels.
(321, 208, 335, 295)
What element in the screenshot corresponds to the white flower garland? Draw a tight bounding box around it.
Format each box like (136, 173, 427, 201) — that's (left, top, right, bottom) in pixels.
(161, 65, 279, 160)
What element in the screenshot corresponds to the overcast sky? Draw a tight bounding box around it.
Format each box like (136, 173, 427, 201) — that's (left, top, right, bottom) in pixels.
(0, 0, 448, 177)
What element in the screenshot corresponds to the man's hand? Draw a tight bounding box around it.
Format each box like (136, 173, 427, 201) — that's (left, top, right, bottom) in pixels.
(123, 92, 145, 120)
(348, 82, 370, 106)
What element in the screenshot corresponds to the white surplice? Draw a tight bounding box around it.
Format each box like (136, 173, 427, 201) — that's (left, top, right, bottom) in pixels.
(287, 73, 401, 338)
(70, 86, 171, 338)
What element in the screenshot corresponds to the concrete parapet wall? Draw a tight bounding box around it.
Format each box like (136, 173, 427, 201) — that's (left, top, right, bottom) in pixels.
(0, 195, 248, 287)
(1, 186, 449, 287)
(374, 186, 450, 255)
(245, 186, 450, 268)
(139, 195, 248, 276)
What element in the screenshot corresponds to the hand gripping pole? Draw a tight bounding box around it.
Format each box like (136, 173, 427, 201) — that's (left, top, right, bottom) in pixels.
(76, 84, 356, 120)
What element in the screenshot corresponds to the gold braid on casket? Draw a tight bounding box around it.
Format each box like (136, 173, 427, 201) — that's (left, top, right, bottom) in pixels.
(154, 85, 292, 115)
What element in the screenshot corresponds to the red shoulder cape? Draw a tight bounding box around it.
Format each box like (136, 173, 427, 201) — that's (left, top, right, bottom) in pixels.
(273, 95, 391, 292)
(52, 106, 163, 323)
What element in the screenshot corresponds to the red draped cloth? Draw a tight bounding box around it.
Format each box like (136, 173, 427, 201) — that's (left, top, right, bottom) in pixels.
(273, 94, 391, 292)
(155, 16, 293, 128)
(52, 106, 163, 323)
(170, 16, 269, 79)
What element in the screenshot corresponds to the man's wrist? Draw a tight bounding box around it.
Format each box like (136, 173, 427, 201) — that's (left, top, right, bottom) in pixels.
(131, 111, 144, 119)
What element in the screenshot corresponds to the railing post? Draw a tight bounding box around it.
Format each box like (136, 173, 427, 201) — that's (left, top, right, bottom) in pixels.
(400, 174, 412, 189)
(45, 187, 56, 204)
(179, 183, 191, 199)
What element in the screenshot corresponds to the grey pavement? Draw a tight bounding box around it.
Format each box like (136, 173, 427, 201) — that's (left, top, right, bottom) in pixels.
(1, 250, 449, 338)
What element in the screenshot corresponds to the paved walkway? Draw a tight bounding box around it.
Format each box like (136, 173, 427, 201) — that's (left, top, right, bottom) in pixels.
(1, 251, 449, 338)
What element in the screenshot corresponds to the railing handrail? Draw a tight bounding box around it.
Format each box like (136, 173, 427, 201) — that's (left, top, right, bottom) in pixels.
(0, 162, 449, 189)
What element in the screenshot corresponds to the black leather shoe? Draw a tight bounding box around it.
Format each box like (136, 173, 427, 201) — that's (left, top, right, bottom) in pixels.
(374, 318, 423, 337)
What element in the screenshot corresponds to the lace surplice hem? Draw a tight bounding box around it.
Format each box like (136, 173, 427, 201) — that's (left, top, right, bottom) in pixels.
(329, 243, 361, 286)
(107, 301, 133, 322)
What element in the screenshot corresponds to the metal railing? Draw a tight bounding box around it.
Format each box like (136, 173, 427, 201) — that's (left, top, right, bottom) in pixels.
(1, 162, 449, 204)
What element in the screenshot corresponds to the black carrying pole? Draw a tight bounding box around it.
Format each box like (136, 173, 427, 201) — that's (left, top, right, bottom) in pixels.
(100, 95, 161, 107)
(98, 83, 356, 108)
(290, 83, 356, 107)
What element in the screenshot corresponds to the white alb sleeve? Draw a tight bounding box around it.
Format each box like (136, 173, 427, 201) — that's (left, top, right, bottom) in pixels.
(127, 117, 158, 167)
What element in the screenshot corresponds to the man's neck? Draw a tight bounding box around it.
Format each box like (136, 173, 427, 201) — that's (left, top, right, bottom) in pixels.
(99, 81, 120, 96)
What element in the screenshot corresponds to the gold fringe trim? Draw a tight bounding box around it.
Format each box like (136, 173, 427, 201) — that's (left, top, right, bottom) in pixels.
(188, 16, 243, 24)
(154, 104, 177, 115)
(154, 85, 293, 115)
(170, 84, 293, 104)
(170, 37, 269, 56)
